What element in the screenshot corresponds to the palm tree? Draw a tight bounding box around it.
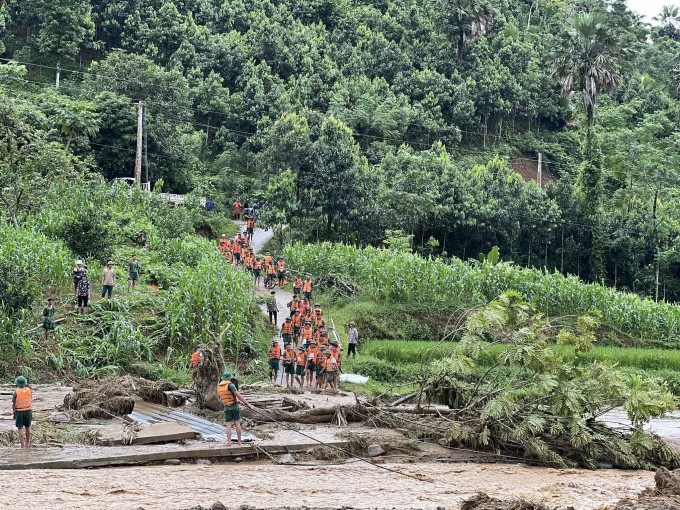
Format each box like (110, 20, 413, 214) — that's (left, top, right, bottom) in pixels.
(446, 0, 499, 57)
(552, 12, 629, 131)
(653, 5, 680, 40)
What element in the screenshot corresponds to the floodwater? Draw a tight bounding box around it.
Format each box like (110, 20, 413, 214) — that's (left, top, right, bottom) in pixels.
(0, 461, 653, 510)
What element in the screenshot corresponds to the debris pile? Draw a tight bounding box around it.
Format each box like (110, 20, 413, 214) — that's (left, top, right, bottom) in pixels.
(460, 493, 549, 510)
(615, 467, 680, 510)
(62, 376, 178, 419)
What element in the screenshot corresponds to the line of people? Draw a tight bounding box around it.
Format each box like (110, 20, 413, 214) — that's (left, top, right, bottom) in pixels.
(268, 302, 348, 391)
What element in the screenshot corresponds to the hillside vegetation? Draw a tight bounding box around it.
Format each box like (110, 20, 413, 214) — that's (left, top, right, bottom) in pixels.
(0, 0, 679, 303)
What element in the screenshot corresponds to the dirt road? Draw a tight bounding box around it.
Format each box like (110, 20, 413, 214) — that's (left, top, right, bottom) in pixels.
(0, 460, 652, 510)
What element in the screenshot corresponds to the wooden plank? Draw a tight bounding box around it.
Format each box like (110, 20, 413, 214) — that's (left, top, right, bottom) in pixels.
(0, 440, 349, 470)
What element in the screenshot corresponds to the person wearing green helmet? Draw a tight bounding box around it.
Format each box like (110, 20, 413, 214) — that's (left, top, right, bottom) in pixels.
(13, 376, 32, 449)
(217, 371, 253, 447)
(295, 346, 307, 389)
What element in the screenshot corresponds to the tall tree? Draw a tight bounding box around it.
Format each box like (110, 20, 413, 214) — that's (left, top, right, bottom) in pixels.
(33, 0, 94, 87)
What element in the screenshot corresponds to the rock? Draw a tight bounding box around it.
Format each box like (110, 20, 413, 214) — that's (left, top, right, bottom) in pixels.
(655, 467, 680, 496)
(279, 453, 296, 465)
(48, 412, 71, 423)
(598, 462, 614, 469)
(367, 444, 384, 457)
(163, 459, 181, 465)
(211, 503, 227, 510)
(196, 459, 212, 465)
(234, 456, 244, 463)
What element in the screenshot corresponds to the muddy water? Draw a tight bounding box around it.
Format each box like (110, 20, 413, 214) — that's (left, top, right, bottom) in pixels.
(0, 461, 651, 509)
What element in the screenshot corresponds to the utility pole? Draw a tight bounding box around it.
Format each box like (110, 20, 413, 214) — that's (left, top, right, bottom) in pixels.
(135, 101, 145, 187)
(143, 105, 149, 189)
(537, 152, 542, 188)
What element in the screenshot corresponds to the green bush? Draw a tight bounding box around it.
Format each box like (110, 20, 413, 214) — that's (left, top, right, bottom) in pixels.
(59, 210, 116, 262)
(349, 356, 420, 383)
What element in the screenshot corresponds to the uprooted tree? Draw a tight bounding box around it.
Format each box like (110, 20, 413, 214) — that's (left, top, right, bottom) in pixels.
(422, 291, 679, 469)
(191, 327, 228, 411)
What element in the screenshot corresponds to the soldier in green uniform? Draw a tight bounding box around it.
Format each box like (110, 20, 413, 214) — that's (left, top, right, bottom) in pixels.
(42, 298, 57, 342)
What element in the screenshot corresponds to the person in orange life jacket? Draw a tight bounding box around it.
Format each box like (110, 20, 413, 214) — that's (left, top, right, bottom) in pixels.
(218, 235, 228, 253)
(189, 347, 203, 371)
(293, 275, 302, 296)
(315, 346, 327, 388)
(13, 376, 32, 449)
(218, 371, 253, 446)
(283, 344, 296, 387)
(247, 217, 255, 236)
(305, 339, 317, 386)
(291, 310, 303, 344)
(265, 260, 277, 288)
(268, 338, 282, 383)
(276, 257, 287, 286)
(312, 303, 321, 319)
(303, 276, 313, 301)
(313, 311, 325, 335)
(280, 317, 294, 347)
(330, 341, 342, 374)
(295, 346, 307, 389)
(253, 257, 263, 286)
(322, 350, 338, 391)
(232, 241, 242, 265)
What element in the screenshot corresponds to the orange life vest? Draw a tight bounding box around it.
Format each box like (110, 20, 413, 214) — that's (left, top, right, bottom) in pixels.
(190, 350, 201, 368)
(303, 280, 312, 292)
(218, 239, 227, 252)
(314, 317, 325, 329)
(263, 255, 272, 266)
(14, 387, 32, 412)
(226, 251, 233, 262)
(289, 300, 299, 312)
(315, 351, 325, 365)
(302, 327, 313, 340)
(281, 321, 293, 335)
(267, 263, 276, 275)
(233, 243, 241, 254)
(325, 357, 337, 372)
(277, 260, 286, 271)
(294, 277, 302, 289)
(292, 314, 302, 328)
(307, 345, 317, 360)
(269, 344, 281, 360)
(284, 348, 295, 364)
(253, 259, 262, 270)
(217, 381, 236, 407)
(296, 352, 306, 367)
(247, 218, 255, 229)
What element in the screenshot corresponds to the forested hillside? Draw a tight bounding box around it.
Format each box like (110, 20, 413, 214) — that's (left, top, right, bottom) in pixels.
(1, 0, 680, 300)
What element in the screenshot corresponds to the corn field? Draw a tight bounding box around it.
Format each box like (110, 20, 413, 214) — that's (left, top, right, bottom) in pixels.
(166, 251, 257, 356)
(283, 242, 680, 344)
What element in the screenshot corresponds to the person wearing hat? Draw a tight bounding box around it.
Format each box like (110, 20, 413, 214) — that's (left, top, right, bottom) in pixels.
(218, 235, 228, 253)
(127, 255, 140, 293)
(295, 346, 307, 389)
(42, 298, 57, 342)
(268, 338, 282, 383)
(314, 346, 326, 388)
(280, 317, 294, 346)
(283, 343, 296, 387)
(217, 371, 253, 447)
(76, 274, 91, 314)
(306, 340, 318, 386)
(293, 275, 302, 296)
(253, 257, 263, 287)
(303, 276, 313, 301)
(12, 376, 32, 449)
(101, 260, 116, 299)
(291, 309, 302, 344)
(348, 321, 359, 359)
(266, 291, 279, 325)
(276, 257, 287, 287)
(71, 260, 87, 300)
(322, 350, 338, 391)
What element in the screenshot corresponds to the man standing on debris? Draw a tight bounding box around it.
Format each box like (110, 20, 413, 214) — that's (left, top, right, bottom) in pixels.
(268, 338, 281, 383)
(218, 372, 253, 447)
(12, 376, 32, 449)
(348, 321, 359, 359)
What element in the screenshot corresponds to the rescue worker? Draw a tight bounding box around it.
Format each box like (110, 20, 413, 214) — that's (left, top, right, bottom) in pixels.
(295, 346, 307, 389)
(266, 260, 277, 289)
(313, 311, 325, 335)
(253, 257, 263, 287)
(268, 338, 282, 383)
(280, 317, 294, 346)
(283, 344, 296, 387)
(266, 291, 279, 325)
(306, 340, 318, 386)
(247, 216, 255, 237)
(322, 350, 338, 391)
(277, 257, 287, 287)
(12, 376, 32, 449)
(232, 240, 242, 266)
(291, 309, 303, 345)
(315, 346, 327, 388)
(293, 275, 302, 296)
(218, 235, 228, 253)
(287, 296, 299, 318)
(303, 276, 313, 301)
(218, 371, 253, 446)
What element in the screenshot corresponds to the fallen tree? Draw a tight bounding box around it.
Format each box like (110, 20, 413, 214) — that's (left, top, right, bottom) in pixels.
(420, 292, 680, 469)
(191, 327, 228, 411)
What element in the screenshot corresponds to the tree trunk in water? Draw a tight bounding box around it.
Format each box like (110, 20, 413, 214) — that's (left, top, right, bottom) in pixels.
(653, 189, 660, 302)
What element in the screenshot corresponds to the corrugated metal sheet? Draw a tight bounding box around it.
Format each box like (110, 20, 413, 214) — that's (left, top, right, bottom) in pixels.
(127, 401, 258, 442)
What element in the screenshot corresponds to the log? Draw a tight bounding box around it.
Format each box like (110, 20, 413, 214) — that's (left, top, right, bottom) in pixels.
(243, 404, 363, 424)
